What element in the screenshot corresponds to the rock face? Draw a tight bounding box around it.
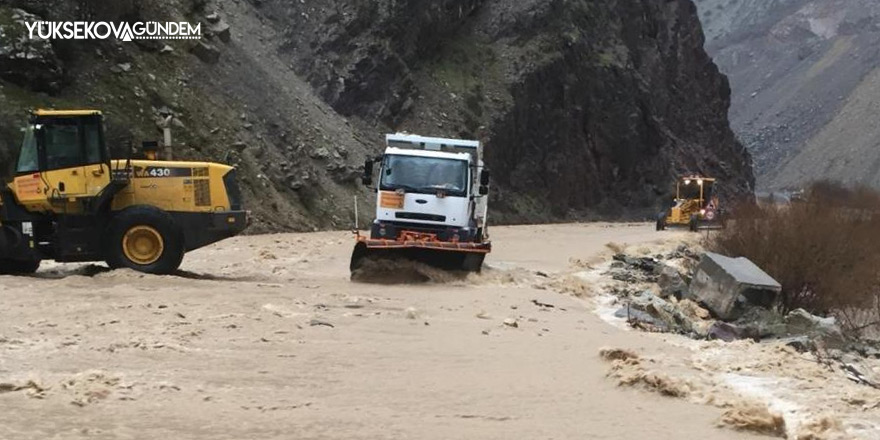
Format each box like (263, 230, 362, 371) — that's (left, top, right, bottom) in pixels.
(275, 0, 755, 221)
(696, 0, 880, 190)
(0, 8, 64, 93)
(0, 0, 754, 229)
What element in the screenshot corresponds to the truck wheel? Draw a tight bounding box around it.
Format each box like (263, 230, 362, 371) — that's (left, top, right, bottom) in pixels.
(0, 259, 41, 275)
(462, 254, 485, 273)
(106, 206, 185, 275)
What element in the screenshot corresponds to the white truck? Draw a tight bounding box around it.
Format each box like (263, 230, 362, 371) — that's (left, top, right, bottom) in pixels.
(350, 134, 491, 273)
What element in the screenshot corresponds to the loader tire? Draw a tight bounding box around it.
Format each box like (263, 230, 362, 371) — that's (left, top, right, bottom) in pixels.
(0, 258, 41, 275)
(105, 206, 185, 275)
(689, 215, 699, 232)
(656, 213, 667, 231)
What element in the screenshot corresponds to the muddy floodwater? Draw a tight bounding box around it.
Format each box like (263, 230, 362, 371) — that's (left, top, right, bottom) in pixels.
(1, 224, 866, 439)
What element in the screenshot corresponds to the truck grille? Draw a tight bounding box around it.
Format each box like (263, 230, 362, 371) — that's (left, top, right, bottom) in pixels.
(395, 212, 446, 222)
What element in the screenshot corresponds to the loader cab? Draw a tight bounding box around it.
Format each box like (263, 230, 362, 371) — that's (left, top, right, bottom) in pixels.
(17, 110, 108, 174)
(676, 176, 717, 208)
(13, 110, 111, 203)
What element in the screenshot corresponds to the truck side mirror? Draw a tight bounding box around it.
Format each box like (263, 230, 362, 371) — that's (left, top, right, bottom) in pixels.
(361, 159, 374, 186)
(480, 169, 490, 186)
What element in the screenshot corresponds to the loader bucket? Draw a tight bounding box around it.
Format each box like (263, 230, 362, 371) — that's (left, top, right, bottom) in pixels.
(350, 237, 489, 275)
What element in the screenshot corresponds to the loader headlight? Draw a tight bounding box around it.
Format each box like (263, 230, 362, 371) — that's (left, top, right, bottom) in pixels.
(700, 209, 706, 216)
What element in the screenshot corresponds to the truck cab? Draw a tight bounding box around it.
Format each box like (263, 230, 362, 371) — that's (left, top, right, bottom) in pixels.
(366, 134, 489, 243)
(351, 134, 491, 273)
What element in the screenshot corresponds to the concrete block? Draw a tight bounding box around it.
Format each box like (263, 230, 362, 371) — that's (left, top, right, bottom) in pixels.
(689, 252, 781, 321)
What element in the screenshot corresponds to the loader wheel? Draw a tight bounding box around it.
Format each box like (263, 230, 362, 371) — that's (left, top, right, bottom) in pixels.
(0, 259, 41, 275)
(689, 215, 699, 232)
(106, 206, 184, 275)
(655, 213, 667, 231)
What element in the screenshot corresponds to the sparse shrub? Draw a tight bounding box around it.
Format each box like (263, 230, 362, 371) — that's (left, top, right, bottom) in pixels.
(709, 182, 880, 336)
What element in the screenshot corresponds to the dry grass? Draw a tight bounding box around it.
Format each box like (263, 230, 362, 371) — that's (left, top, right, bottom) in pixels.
(710, 182, 880, 336)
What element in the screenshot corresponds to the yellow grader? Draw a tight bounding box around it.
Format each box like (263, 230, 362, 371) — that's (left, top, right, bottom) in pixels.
(656, 175, 724, 232)
(0, 110, 248, 275)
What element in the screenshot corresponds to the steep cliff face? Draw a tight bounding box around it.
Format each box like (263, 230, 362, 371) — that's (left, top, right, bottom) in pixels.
(697, 0, 880, 190)
(481, 1, 753, 219)
(0, 0, 753, 229)
(267, 0, 754, 221)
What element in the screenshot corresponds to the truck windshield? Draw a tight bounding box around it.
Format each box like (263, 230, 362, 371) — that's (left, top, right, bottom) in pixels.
(380, 155, 468, 197)
(16, 126, 39, 174)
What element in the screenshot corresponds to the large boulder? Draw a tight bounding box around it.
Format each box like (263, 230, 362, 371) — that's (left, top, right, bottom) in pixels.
(785, 309, 846, 348)
(657, 264, 688, 299)
(708, 307, 787, 342)
(688, 252, 782, 321)
(0, 8, 64, 93)
(190, 41, 220, 64)
(617, 291, 700, 335)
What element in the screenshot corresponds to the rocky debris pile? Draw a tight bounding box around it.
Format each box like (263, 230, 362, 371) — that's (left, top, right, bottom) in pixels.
(0, 8, 64, 93)
(604, 247, 880, 391)
(609, 254, 662, 284)
(604, 247, 873, 356)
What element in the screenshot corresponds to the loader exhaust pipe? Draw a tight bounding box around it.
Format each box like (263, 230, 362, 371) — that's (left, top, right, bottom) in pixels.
(162, 115, 174, 160)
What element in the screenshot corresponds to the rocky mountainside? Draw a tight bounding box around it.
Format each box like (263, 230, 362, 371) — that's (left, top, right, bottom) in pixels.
(0, 0, 753, 231)
(696, 0, 880, 190)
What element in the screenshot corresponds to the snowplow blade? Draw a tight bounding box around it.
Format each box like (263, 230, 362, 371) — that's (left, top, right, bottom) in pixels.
(350, 238, 490, 273)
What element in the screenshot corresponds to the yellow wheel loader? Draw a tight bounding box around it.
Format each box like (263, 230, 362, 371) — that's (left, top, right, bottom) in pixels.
(656, 175, 724, 232)
(0, 110, 248, 275)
